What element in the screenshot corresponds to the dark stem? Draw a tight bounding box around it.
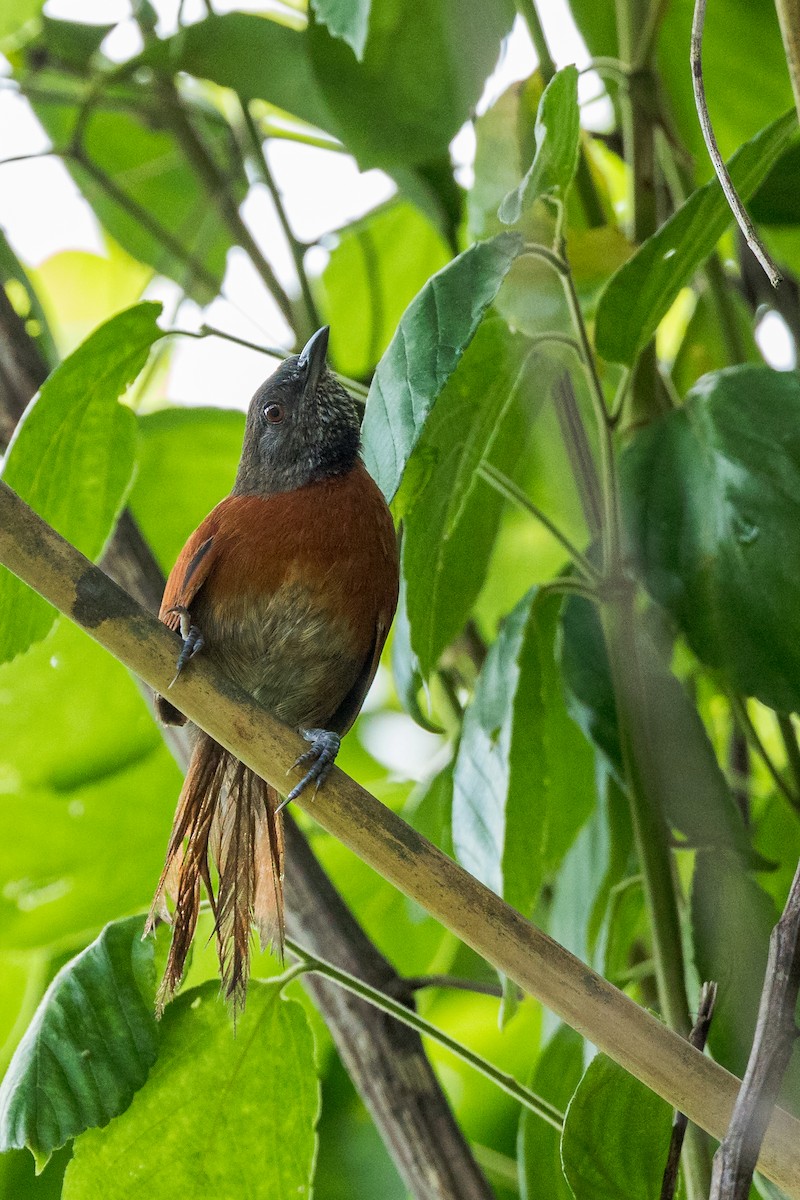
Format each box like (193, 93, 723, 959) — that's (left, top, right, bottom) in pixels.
(778, 714, 800, 802)
(731, 696, 800, 817)
(72, 150, 221, 297)
(710, 858, 800, 1198)
(660, 981, 718, 1200)
(239, 101, 322, 338)
(728, 722, 750, 827)
(157, 78, 297, 330)
(404, 975, 506, 999)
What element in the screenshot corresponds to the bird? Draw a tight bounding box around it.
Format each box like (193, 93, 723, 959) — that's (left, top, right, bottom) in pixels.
(145, 326, 399, 1013)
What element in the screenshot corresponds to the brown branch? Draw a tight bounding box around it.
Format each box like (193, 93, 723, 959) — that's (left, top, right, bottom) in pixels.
(710, 858, 800, 1199)
(0, 284, 47, 443)
(660, 980, 718, 1200)
(4, 485, 800, 1195)
(0, 308, 492, 1200)
(691, 0, 782, 287)
(155, 78, 297, 333)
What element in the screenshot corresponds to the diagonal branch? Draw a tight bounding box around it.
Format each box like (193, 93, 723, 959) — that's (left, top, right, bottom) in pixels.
(3, 483, 800, 1197)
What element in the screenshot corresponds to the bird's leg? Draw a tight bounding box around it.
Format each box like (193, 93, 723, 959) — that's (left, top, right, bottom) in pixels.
(167, 605, 205, 687)
(278, 728, 341, 812)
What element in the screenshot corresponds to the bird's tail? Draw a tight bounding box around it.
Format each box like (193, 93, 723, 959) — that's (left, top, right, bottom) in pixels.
(145, 731, 285, 1015)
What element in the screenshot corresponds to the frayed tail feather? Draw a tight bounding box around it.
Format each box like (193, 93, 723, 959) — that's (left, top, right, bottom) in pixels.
(145, 732, 285, 1016)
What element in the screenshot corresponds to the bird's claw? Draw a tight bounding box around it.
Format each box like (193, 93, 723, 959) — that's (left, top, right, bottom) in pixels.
(167, 606, 205, 687)
(278, 728, 340, 813)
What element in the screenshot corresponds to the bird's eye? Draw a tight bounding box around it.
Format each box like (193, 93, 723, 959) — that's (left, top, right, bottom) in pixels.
(264, 402, 285, 424)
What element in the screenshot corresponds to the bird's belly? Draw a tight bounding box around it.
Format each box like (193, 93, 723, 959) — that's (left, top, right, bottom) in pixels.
(197, 581, 362, 730)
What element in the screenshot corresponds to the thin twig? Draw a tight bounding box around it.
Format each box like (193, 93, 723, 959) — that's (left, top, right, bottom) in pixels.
(156, 78, 297, 329)
(174, 325, 369, 398)
(660, 980, 718, 1200)
(73, 151, 221, 297)
(710, 858, 800, 1199)
(284, 940, 564, 1128)
(778, 713, 800, 801)
(730, 695, 800, 816)
(476, 461, 601, 583)
(239, 100, 322, 336)
(690, 0, 782, 288)
(538, 577, 599, 603)
(404, 975, 506, 999)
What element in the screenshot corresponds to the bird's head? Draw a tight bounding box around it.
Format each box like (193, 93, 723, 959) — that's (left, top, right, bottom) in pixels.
(234, 326, 361, 495)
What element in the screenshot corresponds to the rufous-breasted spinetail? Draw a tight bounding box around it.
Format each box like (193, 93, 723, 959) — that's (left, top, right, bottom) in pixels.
(146, 327, 399, 1013)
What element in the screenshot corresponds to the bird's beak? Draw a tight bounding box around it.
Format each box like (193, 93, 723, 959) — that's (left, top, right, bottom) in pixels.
(298, 326, 330, 404)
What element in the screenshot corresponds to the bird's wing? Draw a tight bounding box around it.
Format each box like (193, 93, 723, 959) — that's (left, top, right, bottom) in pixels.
(328, 611, 393, 736)
(159, 515, 221, 630)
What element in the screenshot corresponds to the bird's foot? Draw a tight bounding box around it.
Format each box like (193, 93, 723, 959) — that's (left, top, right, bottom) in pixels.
(167, 606, 205, 687)
(278, 728, 341, 812)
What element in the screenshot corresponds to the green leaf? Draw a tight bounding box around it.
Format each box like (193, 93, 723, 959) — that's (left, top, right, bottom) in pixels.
(519, 1024, 583, 1200)
(0, 302, 161, 664)
(499, 66, 581, 224)
(0, 619, 160, 794)
(453, 590, 593, 919)
(361, 232, 522, 501)
(561, 1054, 673, 1200)
(63, 982, 319, 1200)
(0, 1145, 71, 1199)
(389, 582, 443, 733)
(307, 0, 516, 169)
(127, 407, 245, 576)
(751, 141, 800, 225)
(468, 76, 544, 242)
(559, 597, 760, 865)
(0, 229, 57, 369)
(319, 199, 451, 380)
(0, 744, 182, 952)
(0, 0, 43, 41)
(28, 242, 152, 357)
(622, 365, 800, 713)
(595, 110, 797, 365)
(405, 761, 453, 854)
(30, 77, 243, 303)
(0, 917, 158, 1169)
(453, 588, 540, 914)
(671, 288, 759, 398)
(310, 0, 371, 59)
(549, 770, 633, 970)
(40, 15, 115, 66)
(143, 14, 335, 133)
(401, 316, 538, 677)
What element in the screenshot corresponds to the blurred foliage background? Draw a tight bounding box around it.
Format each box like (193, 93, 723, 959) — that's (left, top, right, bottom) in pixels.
(1, 0, 800, 1197)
